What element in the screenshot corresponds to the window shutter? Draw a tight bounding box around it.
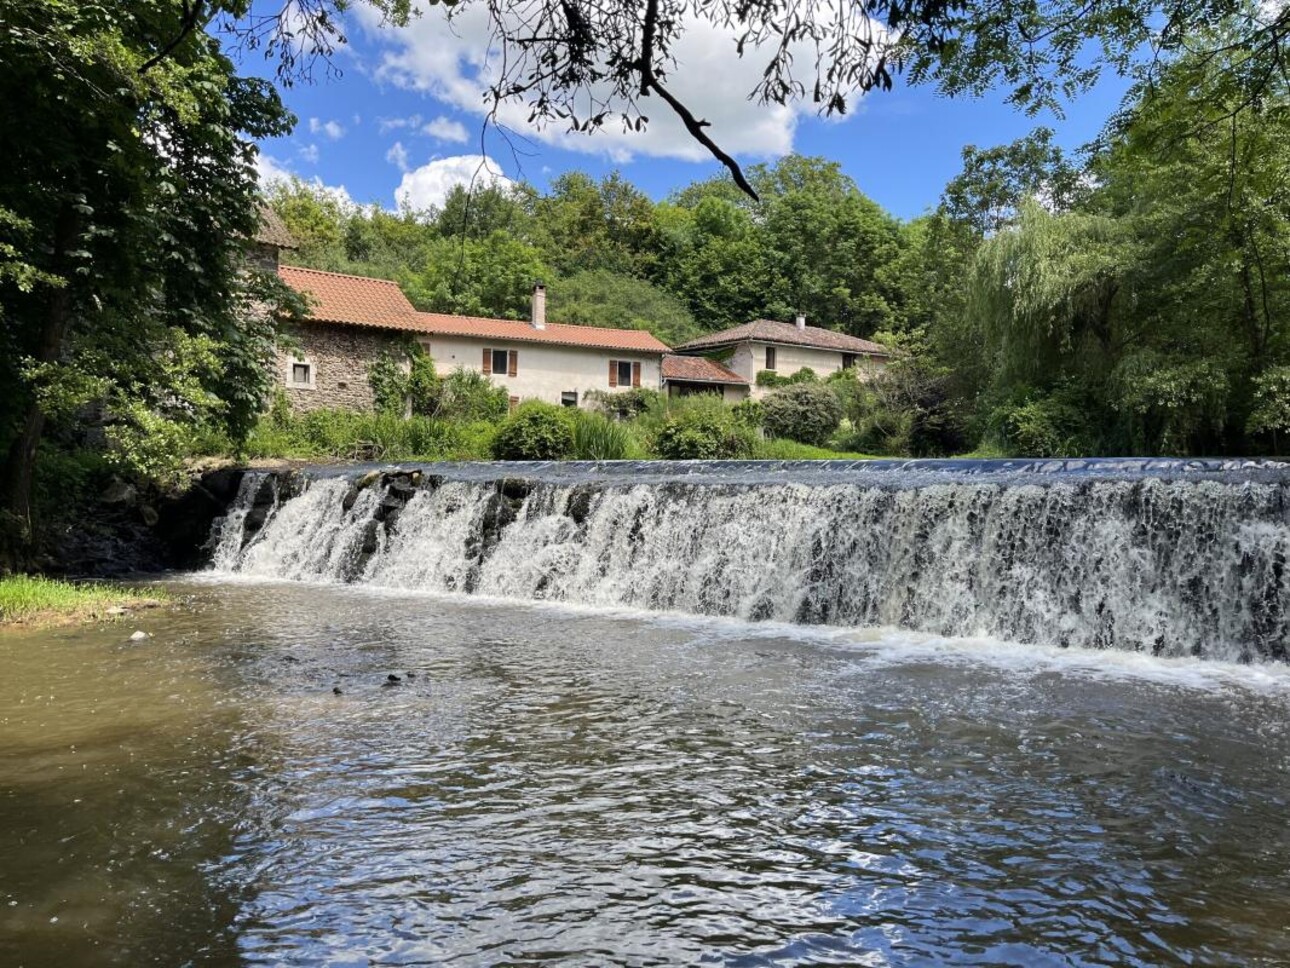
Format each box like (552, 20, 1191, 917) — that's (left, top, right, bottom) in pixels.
(482, 347, 492, 375)
(508, 395, 520, 411)
(608, 360, 618, 387)
(508, 351, 518, 377)
(632, 361, 641, 388)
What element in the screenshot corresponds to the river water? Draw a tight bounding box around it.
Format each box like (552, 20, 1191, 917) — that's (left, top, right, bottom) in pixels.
(3, 579, 1289, 966)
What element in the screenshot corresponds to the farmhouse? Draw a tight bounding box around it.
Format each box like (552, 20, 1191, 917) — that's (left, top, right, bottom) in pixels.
(673, 315, 890, 399)
(275, 263, 670, 410)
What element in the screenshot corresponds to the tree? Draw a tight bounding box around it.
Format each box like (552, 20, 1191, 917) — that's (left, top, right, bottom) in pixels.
(0, 0, 294, 549)
(546, 269, 700, 346)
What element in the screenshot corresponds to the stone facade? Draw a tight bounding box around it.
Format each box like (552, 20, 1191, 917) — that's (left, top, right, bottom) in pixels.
(279, 322, 408, 412)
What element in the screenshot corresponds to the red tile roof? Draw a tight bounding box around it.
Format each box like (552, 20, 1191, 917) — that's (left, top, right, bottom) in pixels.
(662, 354, 748, 385)
(279, 264, 671, 352)
(675, 318, 890, 356)
(415, 312, 671, 354)
(279, 265, 424, 332)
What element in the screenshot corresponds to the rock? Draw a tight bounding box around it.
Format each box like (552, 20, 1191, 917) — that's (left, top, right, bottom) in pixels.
(129, 630, 149, 642)
(332, 686, 343, 695)
(101, 479, 137, 507)
(139, 505, 159, 527)
(105, 606, 128, 616)
(356, 470, 381, 491)
(341, 484, 360, 512)
(386, 673, 402, 682)
(499, 478, 531, 501)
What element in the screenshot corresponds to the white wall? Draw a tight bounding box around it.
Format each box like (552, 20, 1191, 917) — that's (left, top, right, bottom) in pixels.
(419, 334, 662, 406)
(730, 341, 887, 399)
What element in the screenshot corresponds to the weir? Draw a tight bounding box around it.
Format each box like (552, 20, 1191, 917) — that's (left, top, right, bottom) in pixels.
(208, 459, 1290, 662)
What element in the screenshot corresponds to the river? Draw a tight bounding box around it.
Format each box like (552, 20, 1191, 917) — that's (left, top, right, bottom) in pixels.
(3, 578, 1289, 966)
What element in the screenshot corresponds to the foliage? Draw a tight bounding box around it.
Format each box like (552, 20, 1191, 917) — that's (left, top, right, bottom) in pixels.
(585, 387, 663, 420)
(433, 368, 510, 422)
(653, 396, 757, 460)
(761, 383, 844, 446)
(490, 402, 575, 460)
(756, 367, 819, 388)
(570, 410, 637, 460)
(547, 269, 700, 346)
(1248, 367, 1290, 451)
(243, 408, 496, 462)
(368, 341, 440, 416)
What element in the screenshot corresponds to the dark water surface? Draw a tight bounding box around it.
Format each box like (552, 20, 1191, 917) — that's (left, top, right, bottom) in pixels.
(3, 580, 1290, 966)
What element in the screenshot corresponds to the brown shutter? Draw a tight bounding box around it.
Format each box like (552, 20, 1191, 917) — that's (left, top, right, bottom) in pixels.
(632, 361, 641, 388)
(508, 350, 518, 377)
(608, 360, 618, 387)
(482, 347, 492, 375)
(508, 395, 520, 411)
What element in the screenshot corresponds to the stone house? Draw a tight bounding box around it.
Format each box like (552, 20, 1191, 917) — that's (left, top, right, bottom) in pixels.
(275, 262, 671, 411)
(673, 315, 890, 400)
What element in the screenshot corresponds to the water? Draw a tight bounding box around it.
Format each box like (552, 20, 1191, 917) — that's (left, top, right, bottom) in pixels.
(214, 461, 1290, 661)
(3, 581, 1290, 966)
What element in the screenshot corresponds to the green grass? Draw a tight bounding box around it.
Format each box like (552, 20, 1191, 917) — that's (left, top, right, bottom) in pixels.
(0, 576, 165, 627)
(753, 438, 882, 460)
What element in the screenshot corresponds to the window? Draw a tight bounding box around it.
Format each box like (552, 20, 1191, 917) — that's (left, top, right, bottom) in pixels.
(492, 349, 510, 376)
(765, 346, 777, 370)
(483, 348, 518, 377)
(609, 360, 641, 388)
(290, 361, 312, 387)
(841, 353, 857, 370)
(561, 391, 578, 407)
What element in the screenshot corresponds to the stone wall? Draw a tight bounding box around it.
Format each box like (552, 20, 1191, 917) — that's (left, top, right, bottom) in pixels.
(279, 322, 407, 412)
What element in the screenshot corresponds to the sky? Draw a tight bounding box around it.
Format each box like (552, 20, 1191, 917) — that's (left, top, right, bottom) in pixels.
(248, 6, 1133, 221)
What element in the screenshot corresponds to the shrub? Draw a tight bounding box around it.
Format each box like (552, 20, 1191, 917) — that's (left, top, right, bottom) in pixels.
(987, 389, 1092, 457)
(584, 387, 662, 420)
(653, 397, 756, 460)
(571, 410, 635, 460)
(755, 367, 818, 388)
(368, 340, 441, 416)
(491, 401, 575, 460)
(731, 398, 764, 429)
(434, 367, 509, 422)
(761, 382, 843, 446)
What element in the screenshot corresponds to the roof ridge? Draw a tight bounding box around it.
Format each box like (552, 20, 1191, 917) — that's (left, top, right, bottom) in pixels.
(417, 310, 660, 338)
(279, 264, 405, 287)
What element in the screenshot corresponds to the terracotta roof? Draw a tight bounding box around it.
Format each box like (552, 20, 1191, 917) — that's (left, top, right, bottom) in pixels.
(415, 313, 671, 354)
(662, 354, 748, 385)
(278, 265, 424, 332)
(675, 319, 890, 356)
(255, 205, 298, 249)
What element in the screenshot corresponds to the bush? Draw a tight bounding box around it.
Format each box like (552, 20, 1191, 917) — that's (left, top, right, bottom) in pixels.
(571, 410, 636, 460)
(584, 387, 662, 420)
(434, 367, 509, 422)
(491, 401, 575, 460)
(653, 397, 756, 459)
(731, 398, 764, 429)
(986, 389, 1092, 457)
(368, 340, 441, 416)
(761, 382, 843, 446)
(755, 366, 819, 388)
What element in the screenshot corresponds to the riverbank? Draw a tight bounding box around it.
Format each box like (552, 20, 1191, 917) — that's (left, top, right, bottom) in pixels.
(0, 575, 165, 628)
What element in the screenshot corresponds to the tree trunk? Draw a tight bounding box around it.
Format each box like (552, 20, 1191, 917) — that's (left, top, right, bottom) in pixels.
(2, 201, 80, 550)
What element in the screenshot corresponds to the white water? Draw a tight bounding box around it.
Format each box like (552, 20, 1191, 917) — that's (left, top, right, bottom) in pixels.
(210, 466, 1290, 662)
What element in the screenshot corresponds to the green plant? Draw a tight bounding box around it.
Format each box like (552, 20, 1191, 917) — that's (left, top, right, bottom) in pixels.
(761, 382, 844, 446)
(755, 367, 819, 388)
(653, 397, 756, 459)
(434, 367, 510, 421)
(571, 410, 636, 459)
(584, 387, 662, 420)
(491, 401, 575, 460)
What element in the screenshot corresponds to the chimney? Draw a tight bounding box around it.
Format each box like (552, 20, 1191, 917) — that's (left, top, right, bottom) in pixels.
(531, 282, 546, 329)
(795, 312, 806, 331)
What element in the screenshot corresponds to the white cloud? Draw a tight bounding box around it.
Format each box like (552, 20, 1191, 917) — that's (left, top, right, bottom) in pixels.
(424, 115, 470, 144)
(254, 151, 356, 208)
(358, 5, 870, 163)
(394, 154, 513, 210)
(386, 141, 410, 172)
(299, 143, 320, 164)
(308, 117, 346, 140)
(379, 114, 423, 134)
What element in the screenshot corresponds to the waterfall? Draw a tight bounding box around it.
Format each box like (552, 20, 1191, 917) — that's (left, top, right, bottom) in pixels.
(208, 461, 1290, 662)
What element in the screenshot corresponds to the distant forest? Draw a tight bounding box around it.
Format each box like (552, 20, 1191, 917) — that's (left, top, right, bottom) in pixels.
(270, 34, 1290, 459)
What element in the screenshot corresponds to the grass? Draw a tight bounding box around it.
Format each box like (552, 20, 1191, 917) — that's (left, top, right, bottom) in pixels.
(753, 438, 883, 461)
(0, 575, 166, 628)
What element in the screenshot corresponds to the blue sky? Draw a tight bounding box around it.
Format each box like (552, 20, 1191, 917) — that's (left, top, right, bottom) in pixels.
(248, 7, 1132, 221)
